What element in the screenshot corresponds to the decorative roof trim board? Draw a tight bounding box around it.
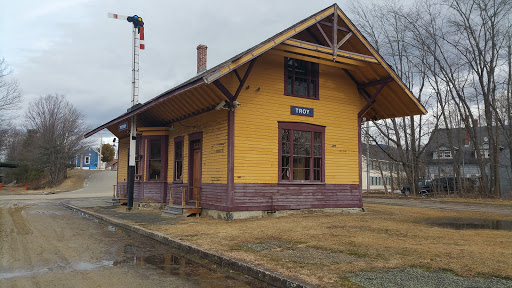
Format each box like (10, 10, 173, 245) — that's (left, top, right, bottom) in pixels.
(203, 6, 335, 84)
(335, 7, 427, 115)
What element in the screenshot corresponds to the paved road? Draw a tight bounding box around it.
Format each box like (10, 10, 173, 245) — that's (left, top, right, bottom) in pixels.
(363, 196, 512, 216)
(0, 171, 116, 201)
(0, 172, 263, 288)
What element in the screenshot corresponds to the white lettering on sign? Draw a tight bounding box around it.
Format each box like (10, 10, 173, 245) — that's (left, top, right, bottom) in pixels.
(295, 108, 310, 115)
(118, 122, 128, 131)
(290, 106, 314, 117)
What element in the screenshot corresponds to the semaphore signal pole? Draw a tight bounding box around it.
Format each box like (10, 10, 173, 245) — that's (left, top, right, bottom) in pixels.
(108, 13, 145, 210)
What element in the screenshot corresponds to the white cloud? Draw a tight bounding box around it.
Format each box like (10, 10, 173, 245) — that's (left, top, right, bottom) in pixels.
(3, 0, 343, 131)
(22, 0, 91, 21)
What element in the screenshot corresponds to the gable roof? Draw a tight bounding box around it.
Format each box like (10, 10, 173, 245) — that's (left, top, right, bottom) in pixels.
(424, 126, 509, 165)
(77, 146, 99, 156)
(86, 4, 427, 139)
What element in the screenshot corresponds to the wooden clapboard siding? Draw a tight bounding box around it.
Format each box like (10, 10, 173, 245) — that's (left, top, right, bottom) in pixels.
(230, 183, 362, 211)
(137, 182, 167, 202)
(234, 51, 365, 185)
(167, 110, 228, 185)
(117, 138, 129, 183)
(134, 182, 141, 202)
(166, 183, 227, 208)
(201, 183, 228, 209)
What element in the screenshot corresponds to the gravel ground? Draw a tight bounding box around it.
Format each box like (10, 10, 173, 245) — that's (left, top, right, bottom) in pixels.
(349, 268, 512, 288)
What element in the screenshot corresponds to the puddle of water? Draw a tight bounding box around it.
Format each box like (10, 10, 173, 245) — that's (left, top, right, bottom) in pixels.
(110, 244, 261, 287)
(426, 218, 512, 230)
(71, 261, 114, 271)
(0, 261, 115, 280)
(68, 208, 267, 287)
(0, 268, 52, 280)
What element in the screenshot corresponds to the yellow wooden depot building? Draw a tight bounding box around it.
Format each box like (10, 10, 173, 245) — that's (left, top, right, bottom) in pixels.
(86, 4, 426, 219)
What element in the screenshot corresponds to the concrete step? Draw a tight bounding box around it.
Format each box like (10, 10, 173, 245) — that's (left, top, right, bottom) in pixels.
(167, 205, 184, 214)
(162, 205, 201, 217)
(161, 210, 181, 217)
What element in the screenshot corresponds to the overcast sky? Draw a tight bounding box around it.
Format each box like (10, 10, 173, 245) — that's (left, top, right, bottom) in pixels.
(2, 0, 356, 144)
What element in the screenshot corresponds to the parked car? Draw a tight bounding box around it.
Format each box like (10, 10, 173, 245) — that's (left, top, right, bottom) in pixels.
(420, 177, 475, 195)
(401, 180, 431, 196)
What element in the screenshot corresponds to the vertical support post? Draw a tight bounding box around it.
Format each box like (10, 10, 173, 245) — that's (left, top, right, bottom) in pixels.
(227, 109, 235, 207)
(357, 117, 363, 206)
(182, 187, 186, 208)
(366, 120, 370, 194)
(196, 187, 200, 208)
(169, 187, 173, 206)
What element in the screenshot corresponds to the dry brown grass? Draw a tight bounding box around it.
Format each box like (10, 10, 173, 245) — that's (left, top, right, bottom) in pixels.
(141, 205, 512, 287)
(0, 169, 97, 195)
(366, 193, 512, 206)
(434, 197, 512, 206)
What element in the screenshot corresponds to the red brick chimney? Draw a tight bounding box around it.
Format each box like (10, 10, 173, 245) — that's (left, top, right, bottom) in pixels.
(197, 44, 207, 74)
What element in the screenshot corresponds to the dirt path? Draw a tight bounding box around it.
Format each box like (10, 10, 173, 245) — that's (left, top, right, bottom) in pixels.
(0, 201, 262, 287)
(0, 200, 195, 287)
(363, 196, 512, 216)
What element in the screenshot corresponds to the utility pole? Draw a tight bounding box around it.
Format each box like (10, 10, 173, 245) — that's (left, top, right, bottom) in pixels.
(108, 13, 145, 210)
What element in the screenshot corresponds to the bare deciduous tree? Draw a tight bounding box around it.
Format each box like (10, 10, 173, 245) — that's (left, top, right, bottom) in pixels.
(403, 0, 512, 196)
(352, 0, 512, 197)
(0, 58, 22, 154)
(0, 58, 22, 119)
(350, 1, 437, 195)
(25, 94, 89, 187)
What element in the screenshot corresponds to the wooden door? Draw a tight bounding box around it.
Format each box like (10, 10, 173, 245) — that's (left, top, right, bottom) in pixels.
(191, 147, 201, 201)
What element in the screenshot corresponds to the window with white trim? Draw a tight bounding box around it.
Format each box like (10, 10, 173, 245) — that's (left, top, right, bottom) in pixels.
(438, 150, 452, 159)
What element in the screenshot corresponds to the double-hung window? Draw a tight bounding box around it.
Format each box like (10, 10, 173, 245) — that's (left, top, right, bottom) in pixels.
(438, 150, 452, 159)
(135, 138, 142, 180)
(279, 122, 325, 183)
(174, 137, 183, 182)
(148, 139, 162, 180)
(284, 57, 319, 99)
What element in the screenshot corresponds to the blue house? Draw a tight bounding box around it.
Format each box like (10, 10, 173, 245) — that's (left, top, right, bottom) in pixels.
(76, 147, 100, 170)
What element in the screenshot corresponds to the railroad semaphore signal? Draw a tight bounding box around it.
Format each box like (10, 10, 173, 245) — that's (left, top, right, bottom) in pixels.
(108, 12, 146, 210)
